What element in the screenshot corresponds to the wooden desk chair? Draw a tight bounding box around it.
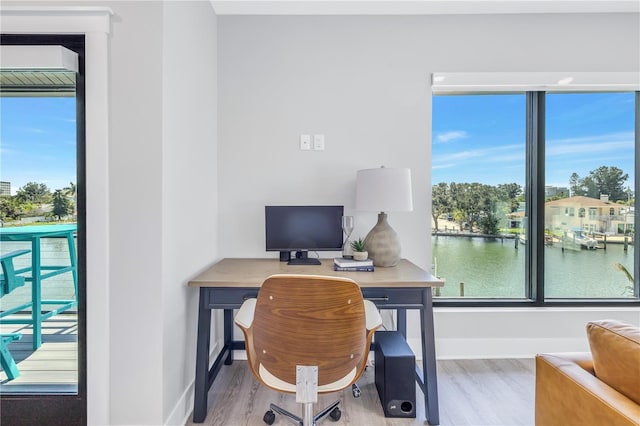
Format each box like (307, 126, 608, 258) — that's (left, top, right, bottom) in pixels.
(0, 249, 30, 380)
(235, 274, 382, 426)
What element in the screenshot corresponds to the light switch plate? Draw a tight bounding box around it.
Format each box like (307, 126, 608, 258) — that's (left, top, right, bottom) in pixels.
(313, 134, 325, 150)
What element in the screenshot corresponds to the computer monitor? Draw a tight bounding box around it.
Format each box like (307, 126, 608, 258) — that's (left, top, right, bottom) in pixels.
(265, 205, 344, 265)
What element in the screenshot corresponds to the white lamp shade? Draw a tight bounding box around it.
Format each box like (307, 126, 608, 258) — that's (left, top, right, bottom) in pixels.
(356, 167, 413, 212)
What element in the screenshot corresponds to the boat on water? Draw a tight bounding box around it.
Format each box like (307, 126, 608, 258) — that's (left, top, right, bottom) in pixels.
(564, 227, 599, 250)
(518, 233, 555, 246)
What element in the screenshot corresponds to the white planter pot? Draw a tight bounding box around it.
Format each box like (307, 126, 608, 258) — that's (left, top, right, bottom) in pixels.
(353, 251, 368, 261)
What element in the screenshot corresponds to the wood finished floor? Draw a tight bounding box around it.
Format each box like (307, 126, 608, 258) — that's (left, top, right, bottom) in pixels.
(187, 358, 535, 426)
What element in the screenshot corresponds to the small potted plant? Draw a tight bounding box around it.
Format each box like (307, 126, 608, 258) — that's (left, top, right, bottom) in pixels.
(350, 238, 368, 261)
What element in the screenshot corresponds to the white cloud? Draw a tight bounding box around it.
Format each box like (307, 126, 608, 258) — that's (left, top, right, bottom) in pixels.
(436, 130, 468, 143)
(435, 143, 523, 164)
(432, 163, 455, 170)
(546, 132, 633, 156)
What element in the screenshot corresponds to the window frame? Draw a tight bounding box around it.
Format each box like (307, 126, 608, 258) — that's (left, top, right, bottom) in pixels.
(0, 34, 87, 426)
(433, 90, 640, 308)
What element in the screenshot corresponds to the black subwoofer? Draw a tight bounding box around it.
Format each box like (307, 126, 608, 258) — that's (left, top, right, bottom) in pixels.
(374, 331, 416, 418)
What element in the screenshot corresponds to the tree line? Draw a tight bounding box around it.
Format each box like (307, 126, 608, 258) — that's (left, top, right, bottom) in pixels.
(0, 182, 76, 222)
(433, 166, 632, 235)
(432, 181, 522, 234)
(569, 166, 630, 201)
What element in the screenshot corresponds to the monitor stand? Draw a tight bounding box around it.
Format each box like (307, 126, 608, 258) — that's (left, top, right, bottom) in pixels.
(287, 250, 321, 265)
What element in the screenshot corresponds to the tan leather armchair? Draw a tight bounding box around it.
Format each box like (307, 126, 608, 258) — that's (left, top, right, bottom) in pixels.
(535, 320, 640, 426)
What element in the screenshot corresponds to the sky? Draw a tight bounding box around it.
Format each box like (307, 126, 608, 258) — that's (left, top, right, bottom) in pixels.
(432, 92, 636, 191)
(0, 93, 636, 197)
(0, 97, 76, 195)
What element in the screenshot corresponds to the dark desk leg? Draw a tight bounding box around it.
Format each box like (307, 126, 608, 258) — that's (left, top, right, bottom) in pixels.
(421, 289, 440, 425)
(224, 309, 234, 365)
(397, 308, 407, 338)
(193, 288, 212, 423)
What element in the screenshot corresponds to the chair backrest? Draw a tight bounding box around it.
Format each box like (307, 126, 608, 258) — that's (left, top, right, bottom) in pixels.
(252, 274, 367, 387)
(0, 250, 29, 296)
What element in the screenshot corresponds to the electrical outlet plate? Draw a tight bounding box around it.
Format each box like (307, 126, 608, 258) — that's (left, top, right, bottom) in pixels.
(300, 134, 311, 150)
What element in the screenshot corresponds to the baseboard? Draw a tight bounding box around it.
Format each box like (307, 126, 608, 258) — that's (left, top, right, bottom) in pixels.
(431, 337, 587, 360)
(165, 341, 219, 426)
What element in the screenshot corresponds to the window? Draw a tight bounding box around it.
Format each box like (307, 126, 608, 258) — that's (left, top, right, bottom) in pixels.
(545, 92, 636, 299)
(432, 93, 526, 298)
(432, 80, 638, 304)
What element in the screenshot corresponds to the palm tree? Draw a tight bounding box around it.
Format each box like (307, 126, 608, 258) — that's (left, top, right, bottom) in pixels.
(63, 182, 77, 218)
(614, 262, 634, 296)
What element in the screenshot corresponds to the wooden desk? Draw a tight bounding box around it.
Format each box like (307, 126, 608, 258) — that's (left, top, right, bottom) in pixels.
(189, 258, 444, 424)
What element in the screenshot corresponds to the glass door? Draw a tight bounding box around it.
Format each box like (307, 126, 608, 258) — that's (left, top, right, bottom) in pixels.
(0, 35, 86, 425)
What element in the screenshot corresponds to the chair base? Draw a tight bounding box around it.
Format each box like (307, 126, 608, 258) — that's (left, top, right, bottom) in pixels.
(265, 400, 341, 426)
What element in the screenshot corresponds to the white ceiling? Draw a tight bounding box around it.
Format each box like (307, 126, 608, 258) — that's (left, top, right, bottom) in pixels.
(210, 0, 640, 15)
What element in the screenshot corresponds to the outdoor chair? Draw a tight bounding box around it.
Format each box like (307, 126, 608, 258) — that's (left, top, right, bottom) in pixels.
(0, 249, 30, 380)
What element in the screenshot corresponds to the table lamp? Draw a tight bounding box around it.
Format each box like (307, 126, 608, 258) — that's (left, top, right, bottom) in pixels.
(356, 166, 413, 267)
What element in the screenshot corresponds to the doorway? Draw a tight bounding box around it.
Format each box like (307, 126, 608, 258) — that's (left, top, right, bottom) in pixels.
(0, 34, 86, 426)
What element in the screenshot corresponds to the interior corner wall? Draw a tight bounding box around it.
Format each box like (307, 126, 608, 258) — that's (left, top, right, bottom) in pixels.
(107, 1, 219, 424)
(217, 14, 640, 359)
(161, 2, 219, 425)
(107, 2, 164, 424)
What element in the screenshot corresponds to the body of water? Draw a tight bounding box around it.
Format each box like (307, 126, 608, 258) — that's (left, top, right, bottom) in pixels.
(432, 235, 635, 298)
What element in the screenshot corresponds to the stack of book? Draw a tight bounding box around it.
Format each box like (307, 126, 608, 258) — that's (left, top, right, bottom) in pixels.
(333, 257, 374, 272)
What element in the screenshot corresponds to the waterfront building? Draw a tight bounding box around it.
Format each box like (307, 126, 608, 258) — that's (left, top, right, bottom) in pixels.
(545, 195, 634, 235)
(0, 181, 10, 197)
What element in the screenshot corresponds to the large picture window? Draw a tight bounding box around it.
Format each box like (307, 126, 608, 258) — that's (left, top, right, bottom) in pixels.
(432, 82, 638, 305)
(432, 94, 527, 298)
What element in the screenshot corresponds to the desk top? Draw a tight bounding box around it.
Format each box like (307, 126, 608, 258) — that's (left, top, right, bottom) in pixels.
(188, 258, 443, 288)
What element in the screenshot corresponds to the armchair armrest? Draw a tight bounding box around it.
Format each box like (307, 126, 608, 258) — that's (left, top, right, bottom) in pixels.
(535, 353, 640, 426)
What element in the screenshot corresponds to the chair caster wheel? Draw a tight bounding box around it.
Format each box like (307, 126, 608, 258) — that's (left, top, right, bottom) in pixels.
(263, 410, 275, 425)
(352, 383, 361, 398)
(329, 407, 341, 421)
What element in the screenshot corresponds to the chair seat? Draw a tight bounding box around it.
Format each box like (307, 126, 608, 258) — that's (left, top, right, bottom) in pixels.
(259, 363, 357, 394)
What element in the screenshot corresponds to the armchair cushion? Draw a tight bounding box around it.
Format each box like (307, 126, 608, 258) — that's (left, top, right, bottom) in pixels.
(587, 319, 640, 405)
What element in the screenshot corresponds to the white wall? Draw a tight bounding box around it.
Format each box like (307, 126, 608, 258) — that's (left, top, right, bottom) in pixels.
(108, 3, 164, 424)
(161, 2, 218, 424)
(218, 13, 640, 359)
(107, 1, 219, 424)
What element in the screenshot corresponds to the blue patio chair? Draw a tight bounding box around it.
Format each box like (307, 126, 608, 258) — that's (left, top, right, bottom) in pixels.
(1, 249, 29, 296)
(0, 249, 30, 380)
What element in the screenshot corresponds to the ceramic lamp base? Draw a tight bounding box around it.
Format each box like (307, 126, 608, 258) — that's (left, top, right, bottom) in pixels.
(364, 212, 401, 267)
